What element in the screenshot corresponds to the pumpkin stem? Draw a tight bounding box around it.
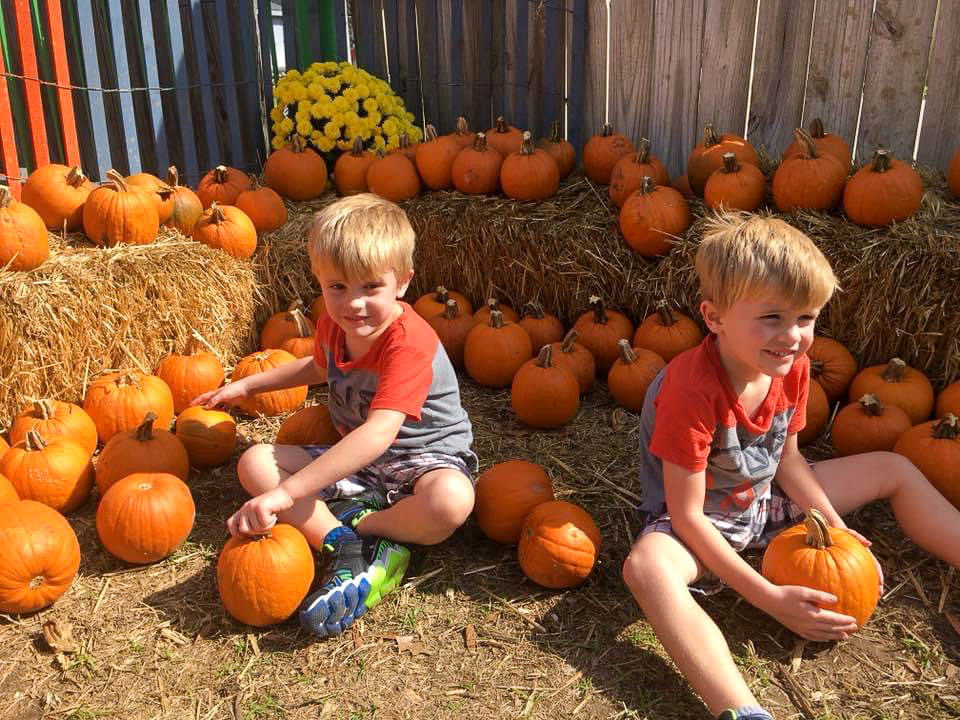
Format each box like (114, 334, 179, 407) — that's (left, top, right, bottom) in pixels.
(599, 123, 614, 137)
(803, 508, 833, 549)
(397, 134, 412, 151)
(24, 429, 48, 451)
(432, 286, 451, 304)
(870, 149, 892, 173)
(721, 152, 739, 173)
(66, 166, 88, 188)
(117, 372, 140, 387)
(213, 165, 229, 183)
(881, 358, 907, 382)
(486, 297, 501, 313)
(209, 202, 227, 224)
(134, 412, 158, 441)
(588, 295, 609, 324)
(932, 414, 960, 440)
(519, 131, 535, 155)
(808, 118, 826, 139)
(494, 116, 509, 134)
(29, 575, 45, 588)
(858, 394, 886, 416)
(547, 119, 563, 143)
(290, 307, 312, 338)
(560, 329, 580, 353)
(350, 136, 365, 156)
(489, 309, 505, 328)
(535, 344, 554, 368)
(441, 298, 460, 319)
(635, 138, 651, 165)
(0, 185, 10, 208)
(156, 182, 174, 200)
(455, 116, 470, 136)
(473, 132, 489, 152)
(166, 166, 181, 187)
(424, 124, 439, 142)
(290, 135, 307, 153)
(106, 169, 129, 192)
(185, 335, 201, 355)
(523, 301, 546, 319)
(703, 123, 721, 147)
(34, 399, 56, 419)
(793, 128, 819, 158)
(655, 300, 676, 327)
(617, 338, 637, 364)
(286, 298, 305, 313)
(638, 176, 656, 194)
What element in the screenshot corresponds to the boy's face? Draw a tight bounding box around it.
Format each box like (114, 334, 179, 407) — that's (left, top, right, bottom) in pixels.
(700, 291, 820, 381)
(313, 260, 414, 343)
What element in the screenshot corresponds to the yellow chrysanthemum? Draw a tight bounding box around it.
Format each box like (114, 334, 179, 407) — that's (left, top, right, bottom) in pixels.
(332, 96, 350, 113)
(271, 134, 287, 149)
(270, 106, 285, 123)
(310, 102, 327, 120)
(336, 138, 353, 151)
(374, 135, 386, 149)
(296, 120, 313, 136)
(362, 98, 378, 114)
(323, 121, 340, 139)
(342, 87, 358, 103)
(279, 118, 294, 134)
(316, 136, 335, 152)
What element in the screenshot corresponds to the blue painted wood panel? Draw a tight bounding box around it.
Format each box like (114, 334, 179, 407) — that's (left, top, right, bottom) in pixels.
(138, 0, 168, 171)
(214, 0, 245, 169)
(165, 0, 199, 183)
(189, 0, 219, 169)
(76, 0, 114, 179)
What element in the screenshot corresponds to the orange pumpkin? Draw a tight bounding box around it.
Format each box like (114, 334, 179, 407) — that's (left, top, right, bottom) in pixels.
(848, 358, 933, 425)
(415, 124, 461, 190)
(276, 404, 341, 446)
(671, 174, 694, 197)
(192, 202, 258, 259)
(95, 412, 190, 495)
(83, 371, 175, 444)
(308, 296, 329, 325)
(511, 345, 580, 428)
(619, 177, 692, 256)
(451, 133, 503, 195)
(501, 131, 560, 201)
(367, 150, 420, 202)
(582, 124, 634, 185)
(473, 297, 520, 326)
(607, 340, 665, 412)
(280, 309, 317, 360)
(260, 300, 315, 350)
(948, 148, 960, 199)
(391, 132, 420, 159)
(687, 123, 759, 197)
(0, 473, 18, 505)
(798, 378, 829, 446)
(264, 136, 329, 200)
(21, 164, 94, 231)
(446, 116, 476, 149)
(163, 166, 204, 235)
(175, 406, 237, 467)
(0, 500, 81, 613)
(0, 430, 93, 513)
(773, 129, 847, 213)
(935, 380, 960, 418)
(609, 138, 670, 208)
(216, 523, 315, 626)
(196, 165, 253, 208)
(9, 399, 98, 456)
(632, 302, 703, 363)
(463, 310, 533, 388)
(427, 299, 475, 370)
(761, 509, 879, 628)
(705, 152, 766, 212)
(0, 436, 7, 458)
(333, 136, 376, 196)
(413, 285, 473, 319)
(125, 172, 174, 224)
(0, 185, 49, 271)
(518, 500, 601, 589)
(536, 120, 576, 180)
(484, 116, 524, 158)
(842, 149, 923, 227)
(571, 296, 635, 376)
(807, 336, 857, 403)
(473, 460, 554, 544)
(96, 472, 195, 564)
(232, 349, 308, 417)
(518, 302, 565, 353)
(235, 177, 287, 233)
(783, 118, 851, 169)
(831, 394, 911, 456)
(894, 414, 960, 510)
(549, 330, 596, 395)
(156, 339, 225, 414)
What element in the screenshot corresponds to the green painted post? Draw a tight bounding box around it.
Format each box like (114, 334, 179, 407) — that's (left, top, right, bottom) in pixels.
(315, 0, 337, 62)
(29, 0, 66, 162)
(0, 3, 34, 170)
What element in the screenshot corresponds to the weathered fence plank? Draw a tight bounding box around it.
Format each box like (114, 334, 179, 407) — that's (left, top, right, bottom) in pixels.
(394, 0, 423, 125)
(213, 0, 245, 170)
(189, 0, 221, 170)
(353, 0, 378, 76)
(138, 0, 169, 172)
(512, 0, 529, 131)
(916, 0, 960, 169)
(166, 0, 199, 183)
(281, 0, 298, 70)
(416, 0, 440, 129)
(607, 0, 655, 150)
(581, 0, 605, 147)
(435, 0, 457, 133)
(566, 0, 586, 152)
(106, 0, 142, 174)
(13, 0, 49, 167)
(697, 0, 756, 139)
(539, 0, 565, 139)
(462, 0, 492, 132)
(77, 0, 114, 180)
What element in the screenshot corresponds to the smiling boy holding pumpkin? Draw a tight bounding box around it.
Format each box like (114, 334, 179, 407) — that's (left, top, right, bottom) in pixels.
(197, 193, 477, 638)
(622, 212, 960, 720)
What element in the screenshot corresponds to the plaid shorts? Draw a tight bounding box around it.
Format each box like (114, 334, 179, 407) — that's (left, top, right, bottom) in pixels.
(639, 485, 804, 595)
(302, 446, 475, 505)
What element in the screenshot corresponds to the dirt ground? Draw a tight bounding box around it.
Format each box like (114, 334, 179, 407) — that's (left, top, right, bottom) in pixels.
(1, 380, 958, 720)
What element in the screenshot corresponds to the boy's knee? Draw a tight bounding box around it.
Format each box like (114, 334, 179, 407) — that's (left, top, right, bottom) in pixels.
(622, 542, 683, 596)
(236, 444, 279, 494)
(416, 472, 474, 538)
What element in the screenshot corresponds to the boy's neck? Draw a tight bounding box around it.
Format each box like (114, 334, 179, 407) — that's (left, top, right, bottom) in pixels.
(343, 301, 405, 360)
(713, 334, 772, 400)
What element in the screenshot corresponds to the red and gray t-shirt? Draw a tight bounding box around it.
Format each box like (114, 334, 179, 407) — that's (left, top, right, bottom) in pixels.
(635, 334, 808, 528)
(313, 302, 478, 471)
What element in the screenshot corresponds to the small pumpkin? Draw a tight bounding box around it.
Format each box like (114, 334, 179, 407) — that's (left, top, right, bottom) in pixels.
(773, 129, 847, 212)
(235, 176, 287, 233)
(894, 414, 960, 510)
(196, 165, 253, 208)
(518, 500, 602, 589)
(192, 202, 258, 259)
(609, 138, 670, 208)
(484, 116, 524, 158)
(473, 297, 520, 326)
(391, 132, 420, 159)
(0, 500, 81, 613)
(446, 116, 476, 149)
(83, 371, 175, 444)
(263, 136, 328, 200)
(163, 166, 204, 235)
(0, 473, 18, 505)
(276, 404, 340, 446)
(501, 131, 560, 201)
(607, 340, 666, 412)
(0, 430, 93, 513)
(948, 148, 960, 199)
(705, 152, 766, 212)
(451, 133, 503, 195)
(415, 124, 461, 190)
(216, 523, 315, 626)
(848, 358, 933, 425)
(333, 136, 376, 195)
(582, 124, 634, 185)
(806, 336, 858, 403)
(549, 330, 596, 395)
(473, 460, 554, 544)
(784, 118, 851, 169)
(632, 302, 703, 363)
(83, 170, 159, 246)
(427, 299, 475, 370)
(686, 123, 759, 197)
(511, 345, 580, 428)
(260, 300, 315, 350)
(155, 338, 225, 413)
(232, 349, 308, 417)
(126, 172, 175, 224)
(572, 296, 635, 376)
(463, 310, 534, 388)
(842, 149, 923, 227)
(280, 309, 317, 360)
(96, 472, 195, 564)
(798, 378, 829, 446)
(619, 177, 692, 256)
(21, 164, 94, 231)
(413, 285, 474, 319)
(935, 380, 960, 418)
(0, 185, 49, 271)
(761, 508, 879, 628)
(831, 394, 911, 456)
(95, 412, 190, 495)
(9, 399, 98, 456)
(518, 302, 565, 352)
(175, 406, 237, 467)
(367, 150, 420, 202)
(536, 120, 576, 180)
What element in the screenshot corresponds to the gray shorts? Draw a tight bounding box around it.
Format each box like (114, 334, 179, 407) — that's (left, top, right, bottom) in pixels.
(303, 446, 474, 505)
(639, 485, 804, 595)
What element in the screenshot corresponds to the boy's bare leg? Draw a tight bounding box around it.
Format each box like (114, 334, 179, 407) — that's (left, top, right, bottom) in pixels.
(623, 531, 759, 716)
(354, 468, 474, 545)
(236, 443, 339, 550)
(813, 451, 960, 567)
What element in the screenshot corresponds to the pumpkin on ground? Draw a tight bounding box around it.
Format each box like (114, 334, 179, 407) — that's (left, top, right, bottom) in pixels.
(948, 148, 960, 199)
(687, 124, 759, 197)
(484, 116, 524, 158)
(473, 297, 520, 326)
(192, 202, 258, 259)
(366, 150, 420, 202)
(582, 124, 634, 185)
(511, 345, 580, 429)
(175, 406, 237, 467)
(607, 340, 665, 412)
(235, 177, 287, 233)
(125, 172, 174, 224)
(0, 430, 93, 514)
(83, 371, 175, 444)
(831, 394, 911, 456)
(705, 152, 766, 212)
(518, 500, 601, 589)
(9, 399, 98, 456)
(806, 336, 857, 403)
(549, 330, 596, 395)
(21, 164, 94, 231)
(572, 296, 635, 376)
(761, 509, 879, 628)
(848, 358, 933, 425)
(232, 349, 308, 416)
(427, 299, 475, 370)
(0, 500, 81, 613)
(473, 460, 554, 544)
(275, 404, 341, 446)
(196, 165, 253, 208)
(783, 118, 851, 169)
(842, 149, 923, 227)
(216, 523, 315, 626)
(155, 338, 225, 414)
(632, 302, 702, 363)
(936, 380, 960, 418)
(501, 131, 560, 201)
(163, 166, 204, 235)
(798, 379, 829, 446)
(518, 302, 565, 353)
(463, 310, 533, 388)
(772, 129, 847, 213)
(334, 136, 376, 195)
(95, 412, 190, 495)
(536, 120, 576, 180)
(0, 185, 49, 271)
(0, 473, 18, 505)
(609, 138, 670, 208)
(415, 124, 461, 190)
(451, 133, 503, 195)
(619, 177, 692, 256)
(893, 414, 960, 510)
(413, 285, 473, 319)
(263, 136, 328, 200)
(96, 472, 195, 564)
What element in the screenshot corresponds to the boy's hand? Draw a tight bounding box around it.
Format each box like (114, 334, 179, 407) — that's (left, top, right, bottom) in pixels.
(761, 584, 859, 641)
(227, 487, 294, 537)
(844, 527, 885, 597)
(192, 380, 250, 410)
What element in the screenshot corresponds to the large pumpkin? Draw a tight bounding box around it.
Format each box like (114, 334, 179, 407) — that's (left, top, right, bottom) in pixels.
(95, 412, 190, 495)
(96, 472, 195, 564)
(761, 509, 879, 628)
(609, 138, 670, 208)
(549, 330, 596, 395)
(175, 406, 237, 467)
(842, 149, 923, 227)
(366, 150, 420, 202)
(831, 394, 911, 456)
(21, 164, 94, 231)
(463, 310, 533, 388)
(511, 345, 580, 429)
(473, 460, 554, 544)
(806, 336, 857, 403)
(9, 399, 98, 456)
(83, 371, 175, 444)
(451, 133, 503, 195)
(619, 177, 692, 256)
(125, 172, 174, 224)
(773, 128, 847, 213)
(275, 404, 341, 446)
(484, 116, 524, 158)
(163, 166, 204, 235)
(197, 165, 253, 208)
(0, 430, 93, 514)
(518, 500, 601, 589)
(0, 473, 18, 505)
(264, 136, 329, 200)
(192, 202, 258, 259)
(156, 338, 225, 414)
(235, 177, 287, 233)
(83, 170, 160, 246)
(783, 118, 851, 169)
(582, 124, 634, 185)
(216, 523, 315, 626)
(427, 299, 475, 370)
(501, 132, 560, 201)
(632, 302, 702, 363)
(893, 413, 960, 510)
(333, 136, 376, 196)
(607, 340, 665, 412)
(571, 296, 635, 376)
(232, 349, 308, 416)
(705, 152, 766, 212)
(536, 120, 576, 180)
(472, 297, 519, 326)
(797, 379, 829, 446)
(0, 184, 50, 271)
(847, 358, 933, 425)
(687, 124, 759, 197)
(415, 124, 461, 190)
(0, 500, 81, 613)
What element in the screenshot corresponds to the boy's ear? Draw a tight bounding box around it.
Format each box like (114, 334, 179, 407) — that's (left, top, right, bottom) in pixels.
(396, 268, 414, 297)
(700, 299, 723, 333)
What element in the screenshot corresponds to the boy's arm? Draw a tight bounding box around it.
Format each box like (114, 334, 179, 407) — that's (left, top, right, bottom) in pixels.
(774, 433, 845, 528)
(196, 355, 325, 408)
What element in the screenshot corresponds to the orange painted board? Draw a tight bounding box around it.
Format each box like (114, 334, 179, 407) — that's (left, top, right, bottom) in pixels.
(13, 0, 49, 167)
(0, 46, 22, 195)
(45, 0, 80, 167)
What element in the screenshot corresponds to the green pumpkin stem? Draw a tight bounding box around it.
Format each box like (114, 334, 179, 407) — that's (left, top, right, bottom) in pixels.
(66, 166, 88, 188)
(871, 149, 892, 173)
(858, 394, 885, 416)
(656, 300, 676, 327)
(489, 309, 505, 329)
(24, 429, 48, 451)
(932, 414, 959, 440)
(535, 344, 554, 368)
(617, 338, 637, 364)
(881, 358, 907, 382)
(803, 509, 833, 549)
(721, 152, 740, 173)
(560, 329, 579, 353)
(588, 295, 609, 324)
(523, 301, 546, 319)
(0, 186, 11, 208)
(808, 118, 826, 139)
(793, 128, 819, 158)
(134, 412, 158, 441)
(106, 169, 129, 192)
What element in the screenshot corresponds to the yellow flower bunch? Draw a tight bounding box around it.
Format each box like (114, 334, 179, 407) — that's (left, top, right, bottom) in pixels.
(270, 61, 422, 155)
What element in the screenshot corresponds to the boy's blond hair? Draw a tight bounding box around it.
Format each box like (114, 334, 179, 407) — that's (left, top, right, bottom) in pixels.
(307, 193, 415, 279)
(695, 212, 837, 311)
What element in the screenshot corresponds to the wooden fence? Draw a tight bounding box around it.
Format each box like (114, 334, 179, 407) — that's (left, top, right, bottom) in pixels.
(2, 0, 958, 197)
